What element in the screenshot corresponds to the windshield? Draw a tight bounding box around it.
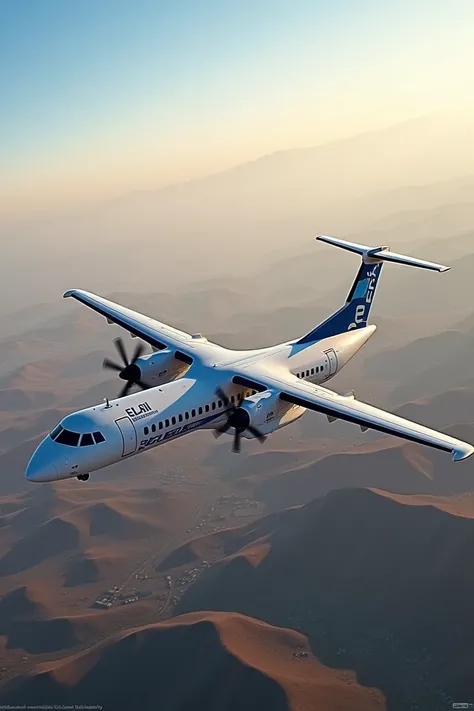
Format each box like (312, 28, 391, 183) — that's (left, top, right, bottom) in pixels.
(50, 426, 105, 447)
(55, 429, 80, 446)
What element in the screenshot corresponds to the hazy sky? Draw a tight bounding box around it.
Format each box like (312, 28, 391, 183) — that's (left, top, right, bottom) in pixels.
(1, 0, 473, 217)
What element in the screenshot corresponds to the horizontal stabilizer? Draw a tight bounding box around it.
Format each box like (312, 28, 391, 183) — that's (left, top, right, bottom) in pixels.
(316, 235, 450, 272)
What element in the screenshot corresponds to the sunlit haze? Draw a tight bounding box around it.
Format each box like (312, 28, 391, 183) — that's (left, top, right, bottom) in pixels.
(2, 0, 474, 218)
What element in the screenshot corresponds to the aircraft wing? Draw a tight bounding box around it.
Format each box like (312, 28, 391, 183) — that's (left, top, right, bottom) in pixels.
(63, 289, 200, 355)
(252, 370, 474, 461)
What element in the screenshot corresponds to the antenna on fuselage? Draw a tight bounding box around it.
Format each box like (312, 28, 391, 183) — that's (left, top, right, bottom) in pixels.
(104, 397, 111, 409)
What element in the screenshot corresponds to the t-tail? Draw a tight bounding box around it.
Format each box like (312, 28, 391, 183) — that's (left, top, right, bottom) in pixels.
(297, 235, 450, 345)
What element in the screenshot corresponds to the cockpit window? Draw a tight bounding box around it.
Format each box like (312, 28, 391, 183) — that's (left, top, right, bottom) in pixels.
(50, 426, 105, 447)
(50, 425, 63, 441)
(55, 429, 81, 447)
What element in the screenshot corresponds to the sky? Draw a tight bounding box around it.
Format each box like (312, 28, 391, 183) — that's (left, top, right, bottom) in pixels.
(1, 0, 473, 218)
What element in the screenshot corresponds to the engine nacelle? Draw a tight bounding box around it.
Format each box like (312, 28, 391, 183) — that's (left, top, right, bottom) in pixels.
(239, 390, 306, 438)
(135, 349, 192, 386)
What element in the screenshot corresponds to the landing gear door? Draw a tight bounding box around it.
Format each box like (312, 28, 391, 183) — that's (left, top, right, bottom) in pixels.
(115, 417, 138, 457)
(324, 348, 338, 377)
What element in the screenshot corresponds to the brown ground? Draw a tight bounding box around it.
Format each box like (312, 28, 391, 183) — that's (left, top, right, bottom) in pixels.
(0, 482, 197, 623)
(175, 487, 474, 709)
(0, 611, 385, 711)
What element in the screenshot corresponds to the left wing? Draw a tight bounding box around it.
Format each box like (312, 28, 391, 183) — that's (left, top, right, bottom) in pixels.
(251, 370, 474, 461)
(64, 289, 201, 356)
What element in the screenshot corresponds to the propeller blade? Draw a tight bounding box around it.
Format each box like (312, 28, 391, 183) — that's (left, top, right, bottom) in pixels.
(114, 338, 129, 367)
(216, 387, 230, 408)
(213, 421, 232, 438)
(136, 380, 149, 391)
(102, 358, 122, 372)
(247, 424, 267, 443)
(212, 387, 265, 454)
(232, 430, 241, 453)
(131, 342, 145, 363)
(118, 380, 133, 399)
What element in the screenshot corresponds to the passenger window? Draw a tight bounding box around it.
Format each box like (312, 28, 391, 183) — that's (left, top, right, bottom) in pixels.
(212, 402, 216, 410)
(93, 431, 105, 444)
(198, 407, 203, 415)
(171, 416, 176, 425)
(205, 404, 209, 412)
(165, 419, 170, 428)
(151, 424, 156, 433)
(144, 426, 149, 436)
(178, 414, 183, 422)
(55, 429, 80, 447)
(230, 395, 235, 403)
(80, 433, 94, 447)
(185, 411, 189, 420)
(191, 409, 196, 417)
(159, 421, 163, 430)
(311, 368, 314, 375)
(218, 400, 222, 408)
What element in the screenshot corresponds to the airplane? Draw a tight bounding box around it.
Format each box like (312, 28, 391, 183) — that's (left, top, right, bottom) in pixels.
(25, 235, 474, 483)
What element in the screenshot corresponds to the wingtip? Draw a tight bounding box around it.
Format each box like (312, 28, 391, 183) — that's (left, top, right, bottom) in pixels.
(452, 444, 474, 461)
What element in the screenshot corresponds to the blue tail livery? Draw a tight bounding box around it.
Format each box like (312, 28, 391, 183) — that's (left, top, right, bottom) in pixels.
(297, 235, 449, 345)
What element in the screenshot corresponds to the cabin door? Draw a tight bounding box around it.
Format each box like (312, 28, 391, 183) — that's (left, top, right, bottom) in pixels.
(115, 417, 138, 457)
(324, 348, 338, 376)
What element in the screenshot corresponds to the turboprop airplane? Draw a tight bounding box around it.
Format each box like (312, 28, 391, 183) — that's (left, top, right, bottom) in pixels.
(26, 235, 474, 483)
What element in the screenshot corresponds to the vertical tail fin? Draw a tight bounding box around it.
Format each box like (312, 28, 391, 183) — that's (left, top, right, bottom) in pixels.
(296, 235, 449, 345)
(297, 261, 383, 344)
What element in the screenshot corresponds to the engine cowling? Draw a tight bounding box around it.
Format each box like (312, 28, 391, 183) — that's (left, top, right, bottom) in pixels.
(134, 349, 192, 387)
(238, 390, 305, 438)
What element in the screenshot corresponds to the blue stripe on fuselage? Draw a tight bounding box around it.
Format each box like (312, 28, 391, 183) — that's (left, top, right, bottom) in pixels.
(137, 412, 222, 451)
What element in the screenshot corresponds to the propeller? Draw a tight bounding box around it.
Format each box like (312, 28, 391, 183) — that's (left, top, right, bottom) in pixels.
(213, 387, 266, 453)
(103, 337, 149, 398)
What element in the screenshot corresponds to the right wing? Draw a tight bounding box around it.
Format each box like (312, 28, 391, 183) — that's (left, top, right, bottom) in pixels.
(246, 368, 474, 462)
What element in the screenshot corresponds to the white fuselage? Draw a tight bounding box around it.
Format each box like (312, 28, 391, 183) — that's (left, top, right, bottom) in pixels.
(26, 326, 375, 482)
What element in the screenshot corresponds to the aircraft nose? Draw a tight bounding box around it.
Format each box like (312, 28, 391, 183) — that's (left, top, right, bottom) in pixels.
(25, 444, 59, 483)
